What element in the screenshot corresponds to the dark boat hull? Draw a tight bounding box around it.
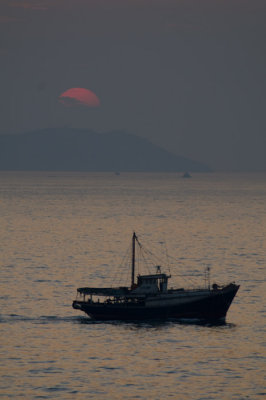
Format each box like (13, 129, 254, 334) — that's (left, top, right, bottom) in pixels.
(73, 284, 239, 321)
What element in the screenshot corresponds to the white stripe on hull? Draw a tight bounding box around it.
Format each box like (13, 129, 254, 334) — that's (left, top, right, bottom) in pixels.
(146, 291, 211, 308)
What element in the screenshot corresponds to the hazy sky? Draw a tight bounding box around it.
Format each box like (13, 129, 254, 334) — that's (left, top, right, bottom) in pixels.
(1, 0, 265, 171)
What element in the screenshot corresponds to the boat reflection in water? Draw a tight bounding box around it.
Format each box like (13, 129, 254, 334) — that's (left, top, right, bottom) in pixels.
(73, 233, 239, 322)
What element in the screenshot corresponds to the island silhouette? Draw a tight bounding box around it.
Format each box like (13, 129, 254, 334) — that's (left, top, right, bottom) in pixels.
(0, 128, 211, 172)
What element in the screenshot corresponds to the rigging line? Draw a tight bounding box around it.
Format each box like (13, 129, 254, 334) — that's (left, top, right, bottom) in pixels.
(138, 246, 144, 274)
(137, 244, 141, 277)
(141, 246, 163, 269)
(139, 237, 199, 287)
(138, 246, 151, 275)
(124, 257, 131, 287)
(163, 253, 200, 283)
(123, 246, 132, 286)
(159, 251, 178, 262)
(173, 265, 200, 286)
(141, 242, 164, 263)
(110, 243, 131, 287)
(135, 234, 163, 268)
(155, 247, 199, 286)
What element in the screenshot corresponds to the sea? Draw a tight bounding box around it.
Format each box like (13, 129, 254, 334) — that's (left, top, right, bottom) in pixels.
(0, 171, 265, 399)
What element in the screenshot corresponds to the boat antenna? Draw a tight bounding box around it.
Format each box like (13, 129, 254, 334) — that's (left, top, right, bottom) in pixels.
(163, 238, 171, 275)
(205, 266, 211, 290)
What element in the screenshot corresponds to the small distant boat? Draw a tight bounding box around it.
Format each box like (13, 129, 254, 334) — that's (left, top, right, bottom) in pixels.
(72, 233, 239, 321)
(183, 172, 191, 178)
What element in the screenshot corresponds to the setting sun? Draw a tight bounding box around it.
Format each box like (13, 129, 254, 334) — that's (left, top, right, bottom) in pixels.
(58, 88, 100, 108)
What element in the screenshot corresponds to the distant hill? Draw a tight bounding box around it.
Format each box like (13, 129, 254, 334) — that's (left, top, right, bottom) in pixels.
(0, 128, 211, 172)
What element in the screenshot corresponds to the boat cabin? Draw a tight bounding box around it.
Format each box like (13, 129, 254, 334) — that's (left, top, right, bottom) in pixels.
(132, 272, 170, 294)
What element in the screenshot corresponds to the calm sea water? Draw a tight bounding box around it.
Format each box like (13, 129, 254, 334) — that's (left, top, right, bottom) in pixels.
(0, 172, 265, 399)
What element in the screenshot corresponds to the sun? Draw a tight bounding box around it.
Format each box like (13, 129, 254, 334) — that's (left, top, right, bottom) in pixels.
(58, 88, 100, 108)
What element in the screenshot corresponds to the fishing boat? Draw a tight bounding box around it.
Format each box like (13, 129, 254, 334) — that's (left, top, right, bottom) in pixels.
(72, 232, 239, 321)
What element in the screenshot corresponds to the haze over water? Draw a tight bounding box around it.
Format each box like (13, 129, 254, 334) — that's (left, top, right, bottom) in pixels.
(0, 172, 265, 399)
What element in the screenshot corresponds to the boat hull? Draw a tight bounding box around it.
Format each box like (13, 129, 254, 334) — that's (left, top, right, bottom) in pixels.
(73, 284, 239, 321)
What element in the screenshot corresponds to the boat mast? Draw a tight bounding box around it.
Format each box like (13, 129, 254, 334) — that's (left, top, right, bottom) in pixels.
(131, 232, 137, 288)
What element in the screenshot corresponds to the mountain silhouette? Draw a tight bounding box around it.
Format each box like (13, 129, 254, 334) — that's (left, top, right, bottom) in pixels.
(0, 128, 211, 172)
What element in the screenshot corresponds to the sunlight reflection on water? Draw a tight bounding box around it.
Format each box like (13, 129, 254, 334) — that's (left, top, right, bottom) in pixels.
(0, 172, 265, 399)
